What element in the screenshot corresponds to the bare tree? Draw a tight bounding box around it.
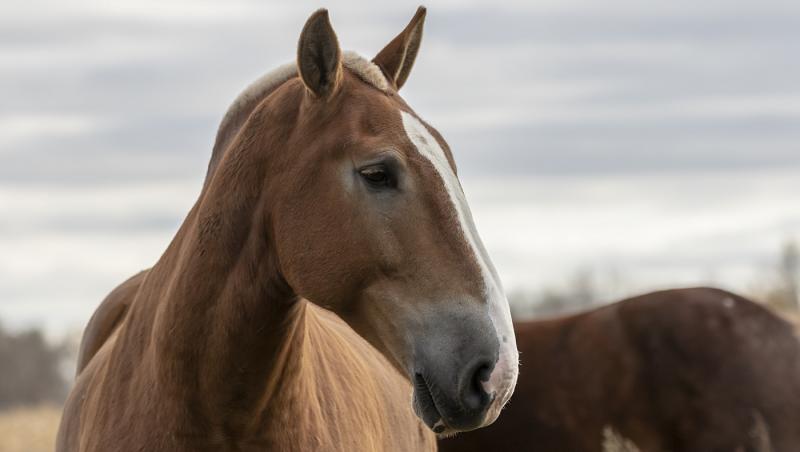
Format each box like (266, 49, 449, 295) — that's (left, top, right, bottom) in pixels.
(780, 240, 799, 310)
(0, 323, 68, 409)
(508, 268, 599, 320)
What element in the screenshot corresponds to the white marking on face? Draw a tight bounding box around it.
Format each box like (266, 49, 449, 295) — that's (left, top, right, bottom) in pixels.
(400, 110, 519, 424)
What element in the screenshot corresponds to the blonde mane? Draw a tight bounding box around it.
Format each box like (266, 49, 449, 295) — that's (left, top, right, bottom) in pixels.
(222, 51, 388, 128)
(207, 51, 388, 180)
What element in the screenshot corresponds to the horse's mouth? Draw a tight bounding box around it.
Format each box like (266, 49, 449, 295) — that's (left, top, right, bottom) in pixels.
(412, 372, 448, 435)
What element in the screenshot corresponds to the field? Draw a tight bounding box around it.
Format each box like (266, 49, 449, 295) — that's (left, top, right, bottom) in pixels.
(0, 306, 795, 452)
(0, 405, 61, 452)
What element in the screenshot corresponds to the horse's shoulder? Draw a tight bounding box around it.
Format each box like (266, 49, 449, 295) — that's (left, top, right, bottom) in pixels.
(57, 323, 124, 452)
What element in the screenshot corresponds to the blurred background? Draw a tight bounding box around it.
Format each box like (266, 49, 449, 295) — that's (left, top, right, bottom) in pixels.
(1, 0, 798, 450)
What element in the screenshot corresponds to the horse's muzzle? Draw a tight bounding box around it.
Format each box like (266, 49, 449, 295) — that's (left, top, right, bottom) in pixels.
(412, 352, 498, 434)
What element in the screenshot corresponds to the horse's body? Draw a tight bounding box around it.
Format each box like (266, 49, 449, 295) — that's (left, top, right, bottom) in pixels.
(439, 287, 800, 452)
(64, 278, 432, 451)
(58, 8, 519, 451)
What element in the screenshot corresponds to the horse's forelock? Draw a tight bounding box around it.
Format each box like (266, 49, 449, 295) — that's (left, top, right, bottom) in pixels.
(205, 52, 389, 183)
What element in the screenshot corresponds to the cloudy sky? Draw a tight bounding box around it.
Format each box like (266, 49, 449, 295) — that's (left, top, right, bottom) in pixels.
(2, 0, 799, 336)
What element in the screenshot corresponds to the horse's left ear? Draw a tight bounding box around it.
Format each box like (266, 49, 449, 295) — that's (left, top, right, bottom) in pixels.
(373, 6, 426, 90)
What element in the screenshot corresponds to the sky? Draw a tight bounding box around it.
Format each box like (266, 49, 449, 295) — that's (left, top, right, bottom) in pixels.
(1, 0, 799, 337)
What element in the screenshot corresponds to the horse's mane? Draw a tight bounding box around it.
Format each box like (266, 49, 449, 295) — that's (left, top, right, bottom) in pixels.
(205, 51, 388, 182)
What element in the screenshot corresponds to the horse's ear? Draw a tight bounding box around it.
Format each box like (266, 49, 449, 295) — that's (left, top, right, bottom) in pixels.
(297, 9, 342, 98)
(373, 6, 427, 90)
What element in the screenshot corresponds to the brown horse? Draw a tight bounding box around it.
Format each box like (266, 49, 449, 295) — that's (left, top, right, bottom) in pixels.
(439, 287, 800, 452)
(57, 8, 519, 451)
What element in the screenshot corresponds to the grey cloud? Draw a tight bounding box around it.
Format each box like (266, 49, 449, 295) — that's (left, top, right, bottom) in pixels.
(431, 9, 800, 45)
(3, 0, 799, 185)
(2, 0, 799, 335)
(0, 211, 182, 235)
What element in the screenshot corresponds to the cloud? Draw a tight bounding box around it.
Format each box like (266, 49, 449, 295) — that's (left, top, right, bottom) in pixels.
(0, 114, 102, 148)
(3, 0, 800, 184)
(1, 0, 799, 335)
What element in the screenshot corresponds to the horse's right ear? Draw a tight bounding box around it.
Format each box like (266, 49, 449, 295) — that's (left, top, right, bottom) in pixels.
(297, 9, 342, 98)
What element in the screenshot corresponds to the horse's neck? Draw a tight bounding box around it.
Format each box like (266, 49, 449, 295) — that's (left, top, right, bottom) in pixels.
(111, 137, 310, 431)
(166, 220, 298, 399)
(112, 222, 428, 448)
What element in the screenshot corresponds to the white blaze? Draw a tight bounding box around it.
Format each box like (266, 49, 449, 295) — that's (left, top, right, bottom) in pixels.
(400, 111, 519, 423)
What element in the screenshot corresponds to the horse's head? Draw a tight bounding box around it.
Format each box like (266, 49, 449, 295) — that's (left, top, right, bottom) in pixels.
(231, 8, 518, 435)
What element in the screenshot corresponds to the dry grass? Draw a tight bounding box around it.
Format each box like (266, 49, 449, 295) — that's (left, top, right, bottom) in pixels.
(0, 405, 61, 452)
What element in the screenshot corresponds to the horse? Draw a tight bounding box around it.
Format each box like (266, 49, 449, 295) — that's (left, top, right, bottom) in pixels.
(56, 8, 519, 451)
(438, 287, 800, 452)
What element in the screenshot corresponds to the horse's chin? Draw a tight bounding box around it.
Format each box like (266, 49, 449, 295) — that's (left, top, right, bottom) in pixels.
(412, 373, 446, 432)
(433, 426, 461, 439)
(412, 372, 490, 436)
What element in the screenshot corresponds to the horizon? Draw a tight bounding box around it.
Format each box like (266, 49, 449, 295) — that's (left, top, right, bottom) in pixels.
(1, 0, 799, 338)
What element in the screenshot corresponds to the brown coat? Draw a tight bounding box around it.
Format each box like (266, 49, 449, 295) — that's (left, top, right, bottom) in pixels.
(439, 288, 800, 452)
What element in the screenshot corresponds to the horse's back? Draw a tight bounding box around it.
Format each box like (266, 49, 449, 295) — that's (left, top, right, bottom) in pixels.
(75, 270, 147, 374)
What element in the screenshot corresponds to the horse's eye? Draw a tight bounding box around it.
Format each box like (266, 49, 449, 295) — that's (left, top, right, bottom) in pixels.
(359, 165, 393, 188)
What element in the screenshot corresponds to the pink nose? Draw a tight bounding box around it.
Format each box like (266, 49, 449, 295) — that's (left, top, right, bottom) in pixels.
(481, 348, 517, 407)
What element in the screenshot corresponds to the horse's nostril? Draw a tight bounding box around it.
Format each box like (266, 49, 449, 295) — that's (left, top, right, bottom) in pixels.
(474, 363, 493, 388)
(461, 360, 493, 413)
